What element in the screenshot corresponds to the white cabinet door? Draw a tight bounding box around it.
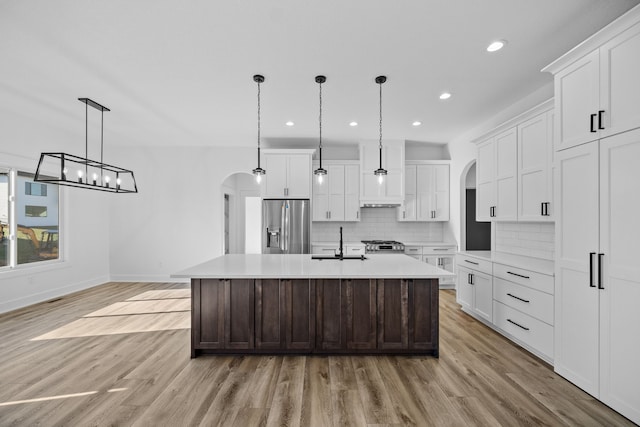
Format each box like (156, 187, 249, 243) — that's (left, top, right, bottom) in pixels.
(495, 128, 518, 221)
(456, 265, 473, 310)
(286, 154, 311, 198)
(554, 50, 601, 151)
(400, 165, 417, 221)
(344, 164, 360, 221)
(600, 21, 640, 141)
(312, 173, 329, 221)
(599, 128, 640, 421)
(433, 164, 450, 221)
(472, 270, 493, 323)
(476, 138, 495, 221)
(263, 154, 289, 197)
(518, 111, 553, 221)
(327, 164, 345, 221)
(554, 141, 600, 397)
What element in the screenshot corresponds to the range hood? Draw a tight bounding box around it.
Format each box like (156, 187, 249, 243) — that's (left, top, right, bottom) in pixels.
(362, 203, 401, 208)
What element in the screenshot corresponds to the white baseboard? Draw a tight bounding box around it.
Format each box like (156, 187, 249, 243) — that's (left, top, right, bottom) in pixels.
(0, 275, 110, 315)
(109, 274, 189, 283)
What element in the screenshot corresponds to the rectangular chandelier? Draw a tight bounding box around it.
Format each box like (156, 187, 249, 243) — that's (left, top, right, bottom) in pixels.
(34, 98, 138, 193)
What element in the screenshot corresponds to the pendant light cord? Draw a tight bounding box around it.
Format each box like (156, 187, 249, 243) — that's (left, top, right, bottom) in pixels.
(319, 79, 322, 169)
(85, 101, 89, 179)
(101, 109, 104, 184)
(378, 79, 383, 170)
(257, 79, 261, 168)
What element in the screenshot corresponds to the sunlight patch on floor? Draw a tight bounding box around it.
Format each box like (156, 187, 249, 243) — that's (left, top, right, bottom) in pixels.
(0, 388, 127, 407)
(30, 289, 191, 341)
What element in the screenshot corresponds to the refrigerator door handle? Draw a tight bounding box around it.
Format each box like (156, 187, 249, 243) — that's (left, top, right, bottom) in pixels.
(280, 202, 286, 252)
(284, 201, 290, 253)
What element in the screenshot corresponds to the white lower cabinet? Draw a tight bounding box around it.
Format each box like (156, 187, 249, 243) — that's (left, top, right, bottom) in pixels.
(456, 257, 493, 323)
(457, 253, 555, 364)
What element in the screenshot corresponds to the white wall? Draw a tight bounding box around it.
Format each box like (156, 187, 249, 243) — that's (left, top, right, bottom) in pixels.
(0, 146, 110, 313)
(445, 82, 554, 247)
(108, 145, 256, 281)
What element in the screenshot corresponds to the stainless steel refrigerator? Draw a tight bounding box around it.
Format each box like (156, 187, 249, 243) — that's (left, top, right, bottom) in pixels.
(262, 199, 310, 254)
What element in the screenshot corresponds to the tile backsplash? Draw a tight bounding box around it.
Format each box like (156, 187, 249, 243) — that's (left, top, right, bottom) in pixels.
(495, 222, 555, 260)
(312, 207, 444, 243)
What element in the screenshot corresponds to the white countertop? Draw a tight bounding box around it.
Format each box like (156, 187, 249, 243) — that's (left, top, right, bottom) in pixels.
(172, 254, 454, 279)
(457, 251, 554, 276)
(403, 241, 457, 247)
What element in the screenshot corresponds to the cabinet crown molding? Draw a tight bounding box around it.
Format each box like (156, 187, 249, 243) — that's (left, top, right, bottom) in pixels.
(542, 4, 640, 74)
(472, 99, 553, 145)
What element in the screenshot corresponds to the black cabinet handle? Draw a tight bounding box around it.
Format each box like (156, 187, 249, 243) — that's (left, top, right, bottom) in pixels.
(507, 293, 530, 303)
(464, 260, 479, 265)
(467, 273, 471, 284)
(590, 114, 597, 132)
(598, 110, 605, 130)
(507, 271, 530, 279)
(541, 202, 544, 216)
(589, 252, 596, 288)
(469, 273, 474, 285)
(542, 202, 550, 216)
(507, 319, 530, 331)
(598, 253, 604, 289)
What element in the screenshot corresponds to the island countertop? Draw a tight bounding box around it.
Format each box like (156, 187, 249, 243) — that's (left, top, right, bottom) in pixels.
(172, 254, 454, 279)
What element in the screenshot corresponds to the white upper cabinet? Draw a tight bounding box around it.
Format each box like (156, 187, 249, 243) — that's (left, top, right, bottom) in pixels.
(399, 163, 450, 222)
(475, 100, 554, 222)
(262, 150, 314, 198)
(359, 140, 404, 206)
(398, 165, 417, 221)
(475, 128, 517, 221)
(518, 110, 554, 221)
(312, 161, 359, 222)
(344, 164, 360, 221)
(544, 14, 640, 151)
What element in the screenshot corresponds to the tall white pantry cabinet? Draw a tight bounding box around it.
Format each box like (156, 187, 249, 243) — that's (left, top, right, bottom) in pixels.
(544, 6, 640, 424)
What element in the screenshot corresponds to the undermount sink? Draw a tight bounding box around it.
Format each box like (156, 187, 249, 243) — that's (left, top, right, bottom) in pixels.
(311, 255, 367, 261)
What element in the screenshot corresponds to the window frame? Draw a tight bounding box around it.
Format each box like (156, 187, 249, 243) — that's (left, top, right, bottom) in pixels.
(0, 166, 64, 273)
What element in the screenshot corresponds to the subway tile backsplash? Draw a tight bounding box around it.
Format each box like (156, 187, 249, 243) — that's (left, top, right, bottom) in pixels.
(311, 208, 444, 243)
(495, 222, 555, 261)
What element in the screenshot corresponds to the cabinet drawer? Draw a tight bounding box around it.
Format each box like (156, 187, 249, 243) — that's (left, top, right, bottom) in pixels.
(404, 246, 423, 256)
(456, 254, 492, 275)
(423, 246, 456, 255)
(493, 278, 553, 325)
(493, 301, 553, 360)
(493, 263, 554, 294)
(312, 245, 338, 255)
(345, 245, 365, 255)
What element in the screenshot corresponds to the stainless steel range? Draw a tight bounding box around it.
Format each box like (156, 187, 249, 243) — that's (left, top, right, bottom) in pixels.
(362, 240, 405, 254)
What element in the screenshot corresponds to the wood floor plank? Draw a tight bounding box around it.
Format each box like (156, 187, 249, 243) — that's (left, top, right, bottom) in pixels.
(0, 284, 635, 427)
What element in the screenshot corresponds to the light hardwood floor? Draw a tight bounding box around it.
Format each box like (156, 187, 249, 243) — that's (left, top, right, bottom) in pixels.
(0, 282, 634, 426)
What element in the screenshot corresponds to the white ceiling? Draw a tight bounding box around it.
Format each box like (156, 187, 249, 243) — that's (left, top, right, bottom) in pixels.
(1, 0, 639, 150)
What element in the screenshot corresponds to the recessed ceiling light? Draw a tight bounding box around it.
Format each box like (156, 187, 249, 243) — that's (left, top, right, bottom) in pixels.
(349, 121, 358, 127)
(412, 121, 422, 126)
(487, 40, 507, 52)
(285, 121, 294, 126)
(439, 92, 452, 100)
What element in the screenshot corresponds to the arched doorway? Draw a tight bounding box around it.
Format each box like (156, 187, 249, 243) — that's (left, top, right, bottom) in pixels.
(220, 172, 261, 254)
(459, 160, 491, 251)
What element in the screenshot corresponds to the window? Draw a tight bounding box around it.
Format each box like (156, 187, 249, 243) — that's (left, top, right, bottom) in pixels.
(25, 182, 47, 196)
(0, 169, 60, 269)
(25, 206, 48, 217)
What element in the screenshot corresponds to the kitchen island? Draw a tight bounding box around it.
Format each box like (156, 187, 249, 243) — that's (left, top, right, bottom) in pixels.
(172, 254, 453, 357)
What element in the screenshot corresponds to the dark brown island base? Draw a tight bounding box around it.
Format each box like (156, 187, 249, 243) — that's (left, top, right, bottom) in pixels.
(172, 254, 453, 358)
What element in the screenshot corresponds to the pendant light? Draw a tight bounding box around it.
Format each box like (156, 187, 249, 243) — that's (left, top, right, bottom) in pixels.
(252, 74, 266, 183)
(374, 75, 388, 184)
(34, 98, 138, 193)
(313, 75, 327, 184)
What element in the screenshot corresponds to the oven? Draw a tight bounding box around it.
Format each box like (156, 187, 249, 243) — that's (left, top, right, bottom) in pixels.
(362, 240, 405, 254)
